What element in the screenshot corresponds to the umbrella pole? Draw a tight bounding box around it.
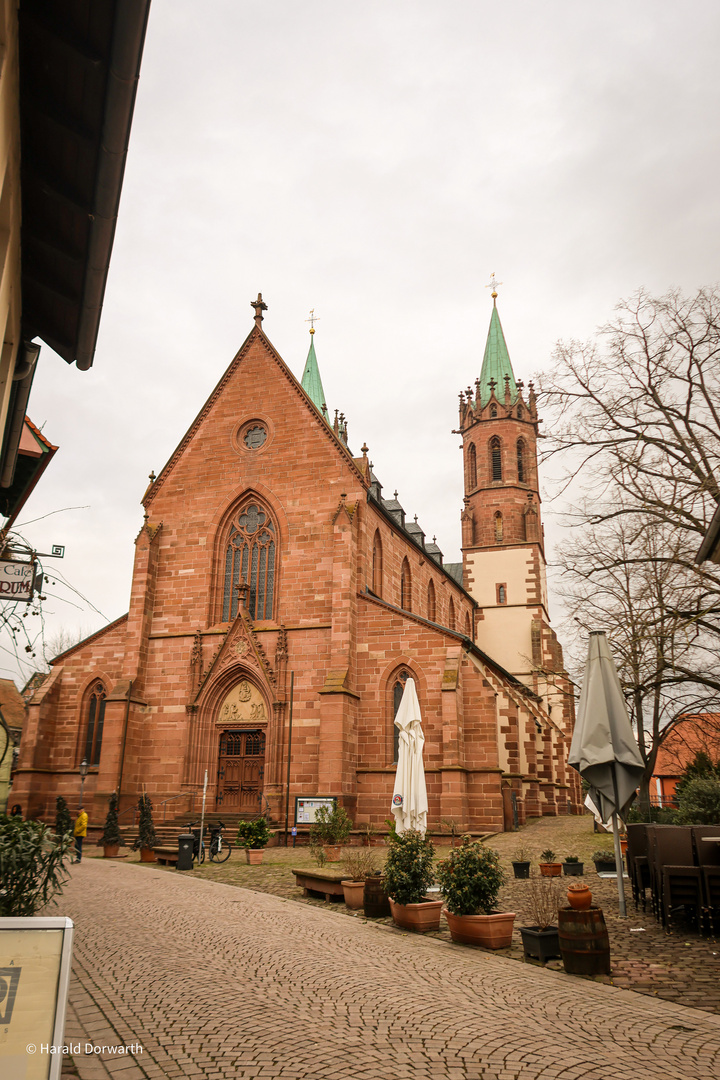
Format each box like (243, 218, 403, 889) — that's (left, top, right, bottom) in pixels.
(610, 763, 627, 917)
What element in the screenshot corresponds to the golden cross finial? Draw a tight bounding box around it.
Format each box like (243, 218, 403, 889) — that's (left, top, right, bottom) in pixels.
(485, 272, 503, 300)
(306, 308, 320, 335)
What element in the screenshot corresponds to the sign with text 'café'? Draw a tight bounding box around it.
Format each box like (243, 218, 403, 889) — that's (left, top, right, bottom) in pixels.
(0, 560, 34, 602)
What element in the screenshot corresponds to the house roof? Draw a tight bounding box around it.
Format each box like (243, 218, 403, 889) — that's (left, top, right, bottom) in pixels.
(0, 677, 26, 729)
(653, 714, 720, 777)
(0, 417, 57, 527)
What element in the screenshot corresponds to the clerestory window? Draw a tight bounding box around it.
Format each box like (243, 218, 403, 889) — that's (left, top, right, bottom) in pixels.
(223, 500, 277, 621)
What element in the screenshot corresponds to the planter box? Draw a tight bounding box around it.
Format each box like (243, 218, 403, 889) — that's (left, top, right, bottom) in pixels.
(443, 909, 515, 949)
(389, 897, 443, 932)
(245, 848, 264, 865)
(519, 925, 561, 962)
(512, 861, 530, 879)
(341, 880, 365, 909)
(593, 860, 617, 874)
(539, 862, 562, 877)
(562, 862, 584, 876)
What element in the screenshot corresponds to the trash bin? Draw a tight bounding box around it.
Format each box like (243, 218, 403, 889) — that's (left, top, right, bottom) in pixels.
(177, 833, 195, 872)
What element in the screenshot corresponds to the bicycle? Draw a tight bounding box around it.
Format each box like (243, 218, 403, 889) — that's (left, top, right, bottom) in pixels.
(186, 820, 205, 864)
(208, 820, 231, 862)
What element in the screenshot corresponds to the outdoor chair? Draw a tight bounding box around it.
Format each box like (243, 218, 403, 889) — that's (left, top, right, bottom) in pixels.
(661, 864, 703, 933)
(626, 823, 650, 911)
(692, 827, 720, 937)
(651, 826, 699, 927)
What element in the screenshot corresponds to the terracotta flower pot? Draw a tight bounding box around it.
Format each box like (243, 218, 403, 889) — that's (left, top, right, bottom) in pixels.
(140, 848, 156, 863)
(539, 862, 562, 877)
(443, 909, 516, 949)
(245, 848, 264, 864)
(341, 880, 366, 909)
(389, 897, 444, 932)
(567, 885, 592, 910)
(322, 845, 343, 862)
(103, 844, 120, 858)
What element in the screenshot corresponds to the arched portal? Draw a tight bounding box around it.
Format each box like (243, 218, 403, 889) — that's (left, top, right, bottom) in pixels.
(215, 677, 269, 812)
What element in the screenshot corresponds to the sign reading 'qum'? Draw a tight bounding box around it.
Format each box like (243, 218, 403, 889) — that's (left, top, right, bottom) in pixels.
(0, 560, 34, 601)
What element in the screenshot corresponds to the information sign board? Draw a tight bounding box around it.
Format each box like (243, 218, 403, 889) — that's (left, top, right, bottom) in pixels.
(0, 917, 74, 1080)
(294, 796, 336, 824)
(0, 561, 35, 602)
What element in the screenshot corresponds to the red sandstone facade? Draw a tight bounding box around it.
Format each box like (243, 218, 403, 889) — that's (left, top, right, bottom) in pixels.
(13, 311, 582, 832)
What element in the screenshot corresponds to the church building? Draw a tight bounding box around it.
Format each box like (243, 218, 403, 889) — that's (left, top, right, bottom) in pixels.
(14, 291, 581, 833)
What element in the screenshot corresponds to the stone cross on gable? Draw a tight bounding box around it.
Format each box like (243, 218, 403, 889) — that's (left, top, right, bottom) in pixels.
(251, 292, 268, 328)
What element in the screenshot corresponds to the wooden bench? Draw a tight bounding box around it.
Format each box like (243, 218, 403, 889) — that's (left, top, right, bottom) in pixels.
(154, 846, 179, 866)
(292, 867, 346, 902)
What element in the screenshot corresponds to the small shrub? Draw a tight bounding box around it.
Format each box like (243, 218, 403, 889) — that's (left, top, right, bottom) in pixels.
(136, 793, 156, 850)
(564, 854, 580, 863)
(0, 816, 72, 916)
(591, 849, 615, 863)
(524, 874, 560, 931)
(102, 791, 123, 847)
(340, 847, 382, 882)
(512, 845, 531, 863)
(539, 849, 557, 863)
(383, 830, 435, 905)
(676, 775, 720, 825)
(55, 796, 72, 840)
(437, 838, 505, 916)
(309, 804, 352, 846)
(236, 817, 273, 849)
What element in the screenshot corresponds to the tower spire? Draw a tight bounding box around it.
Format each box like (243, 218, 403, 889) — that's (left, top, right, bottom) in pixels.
(478, 291, 517, 407)
(300, 313, 329, 421)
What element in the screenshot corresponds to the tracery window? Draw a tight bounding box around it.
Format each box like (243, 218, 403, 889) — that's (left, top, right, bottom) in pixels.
(392, 667, 411, 762)
(427, 579, 436, 622)
(494, 512, 504, 543)
(83, 682, 106, 766)
(222, 500, 276, 621)
(467, 443, 477, 490)
(372, 531, 383, 597)
(400, 558, 412, 611)
(517, 438, 526, 483)
(490, 437, 502, 482)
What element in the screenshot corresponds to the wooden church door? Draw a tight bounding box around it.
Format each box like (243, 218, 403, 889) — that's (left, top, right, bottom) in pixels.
(216, 729, 266, 812)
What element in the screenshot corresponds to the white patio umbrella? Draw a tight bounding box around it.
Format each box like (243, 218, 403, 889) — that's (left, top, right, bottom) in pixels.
(391, 677, 428, 835)
(569, 631, 646, 917)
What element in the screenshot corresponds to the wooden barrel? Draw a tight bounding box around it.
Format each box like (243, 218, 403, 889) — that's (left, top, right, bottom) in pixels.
(558, 905, 611, 975)
(363, 876, 391, 918)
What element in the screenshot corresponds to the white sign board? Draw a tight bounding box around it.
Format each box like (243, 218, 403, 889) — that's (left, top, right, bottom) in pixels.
(0, 917, 74, 1080)
(294, 797, 336, 824)
(0, 561, 34, 603)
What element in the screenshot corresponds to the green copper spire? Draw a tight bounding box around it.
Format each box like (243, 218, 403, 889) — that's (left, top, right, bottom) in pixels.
(301, 330, 329, 421)
(478, 296, 517, 406)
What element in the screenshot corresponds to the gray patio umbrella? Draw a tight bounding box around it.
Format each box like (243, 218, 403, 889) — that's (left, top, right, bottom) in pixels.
(569, 631, 645, 916)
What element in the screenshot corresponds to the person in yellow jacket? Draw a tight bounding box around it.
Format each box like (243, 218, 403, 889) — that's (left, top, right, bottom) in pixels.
(73, 807, 88, 863)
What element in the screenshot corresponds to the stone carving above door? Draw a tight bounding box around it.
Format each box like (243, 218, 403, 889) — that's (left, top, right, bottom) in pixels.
(217, 679, 267, 725)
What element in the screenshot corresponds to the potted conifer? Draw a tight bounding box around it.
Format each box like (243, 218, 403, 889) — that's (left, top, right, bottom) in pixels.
(136, 793, 156, 862)
(383, 830, 442, 932)
(562, 854, 584, 876)
(236, 817, 273, 864)
(55, 795, 72, 840)
(437, 838, 515, 949)
(538, 849, 562, 877)
(592, 848, 617, 874)
(102, 791, 123, 858)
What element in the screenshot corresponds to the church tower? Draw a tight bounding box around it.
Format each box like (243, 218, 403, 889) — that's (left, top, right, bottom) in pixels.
(458, 288, 555, 698)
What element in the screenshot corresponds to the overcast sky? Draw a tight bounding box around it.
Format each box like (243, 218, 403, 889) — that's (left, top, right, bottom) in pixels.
(6, 0, 720, 685)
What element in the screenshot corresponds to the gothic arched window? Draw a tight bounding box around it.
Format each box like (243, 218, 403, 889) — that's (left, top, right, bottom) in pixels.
(494, 512, 504, 543)
(392, 667, 411, 762)
(372, 531, 383, 597)
(467, 443, 477, 490)
(427, 579, 436, 622)
(517, 438, 526, 483)
(83, 681, 106, 766)
(400, 558, 412, 611)
(464, 610, 472, 637)
(490, 437, 502, 482)
(490, 405, 498, 418)
(222, 500, 277, 621)
(448, 597, 456, 630)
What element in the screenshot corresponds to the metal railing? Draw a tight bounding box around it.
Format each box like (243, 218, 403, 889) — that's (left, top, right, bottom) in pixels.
(117, 791, 196, 826)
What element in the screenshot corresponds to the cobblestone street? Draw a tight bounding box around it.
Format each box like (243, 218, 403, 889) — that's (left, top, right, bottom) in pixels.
(56, 859, 720, 1080)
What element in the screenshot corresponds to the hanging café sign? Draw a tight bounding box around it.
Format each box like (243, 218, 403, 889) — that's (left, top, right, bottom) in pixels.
(0, 559, 37, 602)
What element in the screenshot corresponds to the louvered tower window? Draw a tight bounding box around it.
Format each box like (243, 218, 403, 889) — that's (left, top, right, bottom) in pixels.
(223, 502, 276, 620)
(517, 438, 526, 483)
(494, 512, 503, 543)
(490, 437, 502, 481)
(467, 443, 477, 490)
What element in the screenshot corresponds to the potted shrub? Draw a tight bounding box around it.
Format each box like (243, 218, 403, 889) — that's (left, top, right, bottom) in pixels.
(308, 804, 352, 861)
(519, 875, 561, 963)
(592, 848, 617, 874)
(236, 817, 273, 864)
(101, 792, 123, 858)
(562, 854, 584, 876)
(136, 793, 157, 862)
(54, 795, 72, 841)
(383, 830, 442, 932)
(511, 844, 531, 879)
(436, 838, 515, 949)
(340, 847, 382, 909)
(538, 848, 562, 877)
(0, 815, 72, 916)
